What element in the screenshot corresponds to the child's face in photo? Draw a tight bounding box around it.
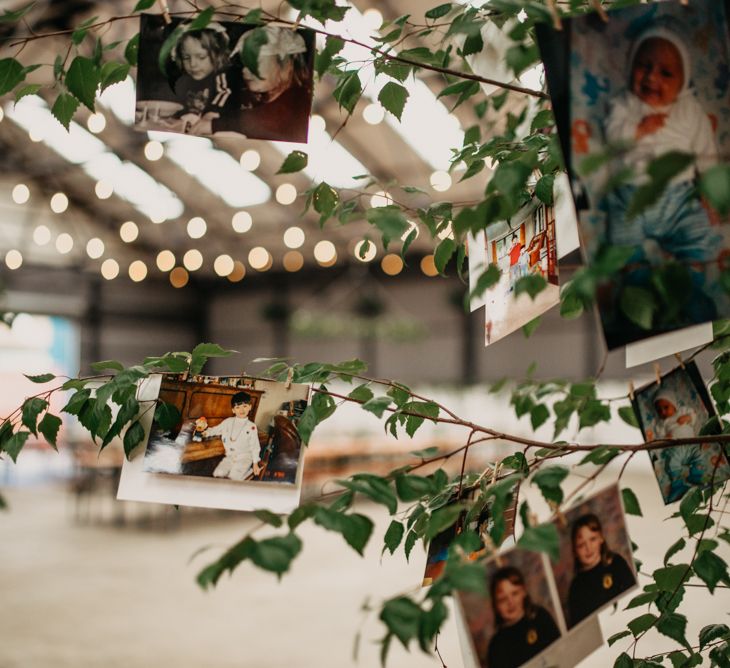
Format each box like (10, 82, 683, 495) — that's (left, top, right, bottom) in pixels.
(180, 36, 215, 80)
(243, 54, 293, 94)
(232, 401, 252, 418)
(494, 579, 527, 625)
(574, 526, 603, 569)
(654, 398, 677, 419)
(630, 37, 684, 108)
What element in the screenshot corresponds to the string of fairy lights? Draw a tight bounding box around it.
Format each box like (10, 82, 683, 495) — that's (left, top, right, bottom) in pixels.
(0, 3, 459, 288)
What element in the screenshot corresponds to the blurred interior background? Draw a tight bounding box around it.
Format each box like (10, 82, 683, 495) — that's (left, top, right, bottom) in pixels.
(0, 0, 726, 666)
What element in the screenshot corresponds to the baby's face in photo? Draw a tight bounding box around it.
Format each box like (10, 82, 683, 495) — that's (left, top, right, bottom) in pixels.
(232, 402, 252, 418)
(180, 36, 214, 80)
(654, 398, 677, 419)
(631, 37, 684, 108)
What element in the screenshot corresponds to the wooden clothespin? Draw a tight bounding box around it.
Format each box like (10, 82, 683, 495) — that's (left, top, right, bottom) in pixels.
(654, 363, 662, 386)
(157, 0, 172, 24)
(590, 0, 609, 23)
(674, 353, 686, 369)
(491, 460, 502, 485)
(549, 500, 567, 529)
(285, 366, 294, 390)
(482, 532, 505, 568)
(546, 0, 563, 31)
(628, 381, 635, 402)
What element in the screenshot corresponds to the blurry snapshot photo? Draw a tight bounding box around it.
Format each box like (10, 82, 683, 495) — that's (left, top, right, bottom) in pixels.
(480, 200, 560, 346)
(457, 549, 563, 668)
(135, 14, 314, 142)
(537, 0, 730, 349)
(422, 495, 516, 586)
(143, 374, 310, 486)
(632, 361, 730, 503)
(550, 484, 637, 629)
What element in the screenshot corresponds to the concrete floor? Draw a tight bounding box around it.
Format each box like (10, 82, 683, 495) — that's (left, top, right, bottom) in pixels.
(0, 469, 727, 667)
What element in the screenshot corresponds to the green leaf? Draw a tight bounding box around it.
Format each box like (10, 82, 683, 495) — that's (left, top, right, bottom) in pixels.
(380, 596, 421, 648)
(349, 385, 374, 403)
(693, 550, 729, 593)
(580, 445, 620, 466)
(607, 630, 632, 646)
(24, 373, 56, 384)
(51, 93, 80, 130)
(313, 182, 339, 218)
(378, 81, 409, 121)
(622, 488, 642, 516)
(514, 274, 547, 300)
(65, 56, 99, 111)
(187, 6, 214, 31)
(3, 431, 30, 462)
(133, 0, 155, 10)
(341, 513, 375, 555)
(21, 397, 48, 435)
(523, 316, 542, 339)
(383, 520, 405, 555)
(158, 24, 185, 76)
(614, 653, 634, 668)
(425, 503, 464, 541)
(425, 3, 452, 19)
(657, 613, 689, 649)
(125, 33, 140, 66)
(434, 238, 456, 275)
(366, 206, 409, 243)
(664, 538, 686, 566)
(189, 343, 235, 375)
(315, 35, 344, 77)
(530, 403, 549, 430)
(560, 291, 584, 320)
(700, 624, 730, 650)
(469, 264, 501, 303)
(654, 564, 690, 592)
(333, 71, 362, 114)
(123, 420, 145, 458)
(277, 150, 308, 174)
(532, 466, 568, 505)
(625, 590, 659, 609)
(0, 58, 25, 95)
(14, 83, 41, 103)
(91, 359, 124, 372)
(361, 396, 392, 418)
(0, 2, 35, 23)
(154, 401, 180, 431)
(619, 405, 639, 428)
(517, 523, 560, 561)
(38, 413, 62, 449)
(418, 599, 448, 651)
(287, 0, 349, 22)
(395, 474, 435, 502)
(250, 533, 302, 576)
(253, 509, 283, 528)
(620, 285, 656, 330)
(99, 61, 130, 93)
(628, 612, 658, 636)
(338, 475, 397, 514)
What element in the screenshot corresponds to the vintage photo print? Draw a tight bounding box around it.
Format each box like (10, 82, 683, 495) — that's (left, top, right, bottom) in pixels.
(142, 374, 310, 485)
(135, 14, 314, 142)
(632, 361, 730, 503)
(537, 0, 730, 349)
(482, 200, 560, 346)
(457, 549, 563, 668)
(550, 484, 637, 630)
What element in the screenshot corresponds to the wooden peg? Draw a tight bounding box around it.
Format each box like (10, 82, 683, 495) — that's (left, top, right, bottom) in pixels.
(546, 0, 563, 30)
(482, 533, 505, 568)
(285, 366, 294, 390)
(549, 500, 567, 529)
(628, 381, 635, 401)
(654, 363, 662, 385)
(491, 460, 501, 485)
(157, 0, 171, 24)
(590, 0, 609, 22)
(674, 352, 686, 369)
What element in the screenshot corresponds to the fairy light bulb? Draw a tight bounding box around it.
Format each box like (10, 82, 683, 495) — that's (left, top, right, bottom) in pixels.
(50, 192, 69, 213)
(120, 221, 138, 243)
(283, 226, 305, 249)
(156, 250, 175, 272)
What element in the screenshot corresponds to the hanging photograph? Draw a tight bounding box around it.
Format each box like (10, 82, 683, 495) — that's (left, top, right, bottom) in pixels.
(549, 484, 637, 629)
(422, 495, 506, 586)
(142, 374, 310, 485)
(457, 548, 563, 668)
(482, 200, 560, 346)
(537, 0, 730, 349)
(632, 361, 730, 504)
(135, 14, 314, 142)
